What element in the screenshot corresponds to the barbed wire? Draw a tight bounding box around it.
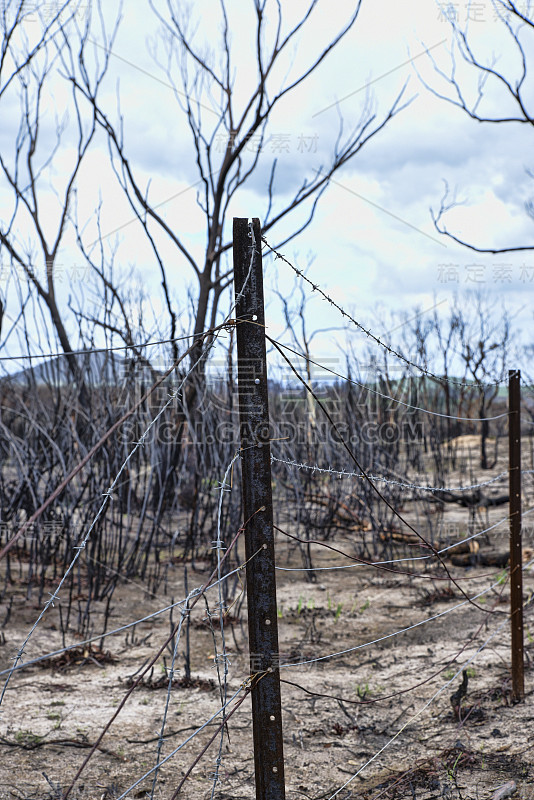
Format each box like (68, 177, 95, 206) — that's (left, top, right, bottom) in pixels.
(210, 451, 241, 797)
(270, 338, 510, 421)
(150, 590, 195, 797)
(271, 454, 509, 493)
(0, 221, 259, 715)
(262, 236, 505, 389)
(2, 221, 529, 797)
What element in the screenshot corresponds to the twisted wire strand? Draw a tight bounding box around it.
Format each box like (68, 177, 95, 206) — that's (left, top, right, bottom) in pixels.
(271, 454, 510, 493)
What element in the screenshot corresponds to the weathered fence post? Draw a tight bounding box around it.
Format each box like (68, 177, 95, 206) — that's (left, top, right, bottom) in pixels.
(233, 217, 286, 799)
(508, 368, 524, 702)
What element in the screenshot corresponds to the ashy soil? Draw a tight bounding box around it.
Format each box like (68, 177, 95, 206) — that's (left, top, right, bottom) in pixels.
(1, 444, 534, 799)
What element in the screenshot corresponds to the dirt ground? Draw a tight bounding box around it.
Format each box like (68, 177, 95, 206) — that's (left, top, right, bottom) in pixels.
(1, 445, 534, 799)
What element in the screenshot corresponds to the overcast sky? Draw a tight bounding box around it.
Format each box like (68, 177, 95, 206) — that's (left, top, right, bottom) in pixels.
(1, 0, 533, 375)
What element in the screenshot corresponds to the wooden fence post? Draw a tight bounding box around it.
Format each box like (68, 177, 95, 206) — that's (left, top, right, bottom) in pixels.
(509, 368, 524, 702)
(233, 217, 286, 799)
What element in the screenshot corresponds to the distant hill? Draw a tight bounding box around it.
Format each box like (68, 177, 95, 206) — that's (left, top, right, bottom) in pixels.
(2, 350, 129, 387)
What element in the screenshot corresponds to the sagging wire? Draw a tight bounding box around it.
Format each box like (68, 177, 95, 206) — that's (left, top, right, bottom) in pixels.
(280, 567, 516, 707)
(270, 338, 509, 421)
(278, 578, 504, 669)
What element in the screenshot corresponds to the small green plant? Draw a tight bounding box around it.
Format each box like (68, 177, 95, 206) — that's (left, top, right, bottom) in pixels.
(334, 602, 343, 621)
(496, 569, 508, 586)
(351, 597, 370, 614)
(297, 596, 304, 615)
(444, 669, 455, 680)
(46, 711, 61, 729)
(447, 753, 462, 780)
(15, 730, 43, 747)
(466, 667, 476, 678)
(277, 605, 283, 619)
(525, 626, 533, 645)
(307, 597, 315, 610)
(355, 682, 370, 699)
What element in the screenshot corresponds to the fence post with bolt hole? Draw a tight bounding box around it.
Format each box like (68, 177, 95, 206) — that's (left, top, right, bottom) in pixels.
(509, 368, 524, 702)
(233, 216, 286, 800)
